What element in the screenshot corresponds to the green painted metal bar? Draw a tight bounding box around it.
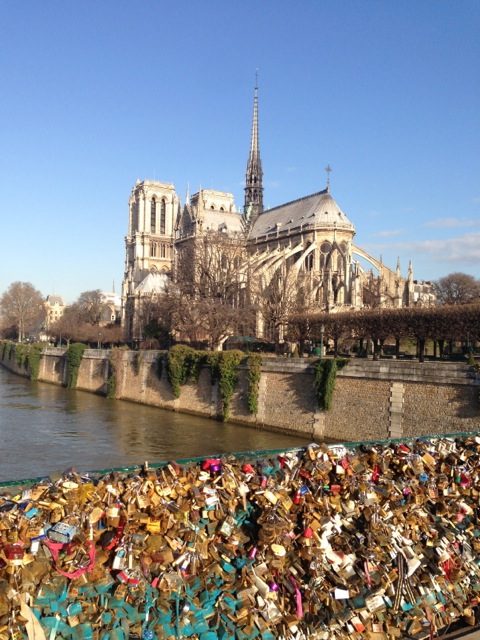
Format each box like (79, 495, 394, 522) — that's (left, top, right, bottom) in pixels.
(1, 429, 479, 490)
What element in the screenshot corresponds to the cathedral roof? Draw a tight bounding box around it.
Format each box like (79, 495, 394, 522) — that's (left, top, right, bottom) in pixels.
(135, 271, 169, 294)
(177, 204, 245, 239)
(200, 210, 245, 235)
(248, 189, 355, 240)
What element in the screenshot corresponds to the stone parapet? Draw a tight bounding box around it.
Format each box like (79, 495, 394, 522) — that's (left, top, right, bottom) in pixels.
(1, 349, 479, 441)
(338, 359, 475, 385)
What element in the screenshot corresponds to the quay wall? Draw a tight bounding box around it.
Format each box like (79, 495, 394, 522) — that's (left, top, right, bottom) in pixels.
(1, 347, 479, 441)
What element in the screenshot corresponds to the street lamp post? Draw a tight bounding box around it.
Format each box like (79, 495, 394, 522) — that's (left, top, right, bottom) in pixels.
(320, 323, 325, 360)
(98, 333, 102, 349)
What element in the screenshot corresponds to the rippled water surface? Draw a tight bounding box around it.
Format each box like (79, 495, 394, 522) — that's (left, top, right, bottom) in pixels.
(0, 366, 310, 482)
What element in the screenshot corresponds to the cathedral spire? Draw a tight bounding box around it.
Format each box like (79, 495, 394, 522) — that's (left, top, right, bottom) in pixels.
(325, 164, 332, 192)
(244, 73, 263, 225)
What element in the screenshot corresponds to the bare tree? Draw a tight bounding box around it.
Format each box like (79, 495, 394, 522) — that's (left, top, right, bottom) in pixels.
(165, 233, 254, 350)
(257, 267, 296, 346)
(312, 312, 352, 357)
(255, 264, 321, 351)
(76, 290, 110, 325)
(434, 272, 480, 306)
(49, 304, 88, 346)
(0, 281, 45, 342)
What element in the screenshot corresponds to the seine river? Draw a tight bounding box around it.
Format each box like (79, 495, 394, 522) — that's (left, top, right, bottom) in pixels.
(0, 366, 310, 484)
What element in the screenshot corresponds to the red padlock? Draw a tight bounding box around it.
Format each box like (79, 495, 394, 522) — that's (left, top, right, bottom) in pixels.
(4, 543, 24, 564)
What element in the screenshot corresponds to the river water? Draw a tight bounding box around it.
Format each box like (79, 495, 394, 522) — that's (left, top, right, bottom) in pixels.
(0, 366, 310, 483)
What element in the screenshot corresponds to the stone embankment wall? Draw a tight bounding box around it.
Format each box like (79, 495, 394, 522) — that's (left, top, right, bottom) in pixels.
(1, 348, 479, 441)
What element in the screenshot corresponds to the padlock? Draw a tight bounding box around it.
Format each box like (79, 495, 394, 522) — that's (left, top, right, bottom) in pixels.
(47, 521, 78, 544)
(4, 543, 24, 565)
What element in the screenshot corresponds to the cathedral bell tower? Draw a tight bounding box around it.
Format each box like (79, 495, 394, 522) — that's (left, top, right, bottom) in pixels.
(244, 79, 263, 225)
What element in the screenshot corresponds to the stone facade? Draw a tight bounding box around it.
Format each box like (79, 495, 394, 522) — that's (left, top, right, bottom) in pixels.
(44, 295, 65, 331)
(122, 181, 180, 341)
(2, 348, 479, 442)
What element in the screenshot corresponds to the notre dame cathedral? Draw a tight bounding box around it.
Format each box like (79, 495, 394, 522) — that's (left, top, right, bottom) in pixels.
(121, 84, 435, 344)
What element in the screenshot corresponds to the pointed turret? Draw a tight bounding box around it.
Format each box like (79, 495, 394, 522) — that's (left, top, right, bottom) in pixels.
(244, 76, 263, 225)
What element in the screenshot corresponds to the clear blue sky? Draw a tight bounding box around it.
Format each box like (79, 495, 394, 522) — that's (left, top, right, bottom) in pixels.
(1, 0, 479, 303)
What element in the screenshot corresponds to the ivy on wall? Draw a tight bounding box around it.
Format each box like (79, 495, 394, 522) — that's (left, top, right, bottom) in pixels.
(208, 350, 245, 422)
(65, 343, 87, 390)
(166, 345, 208, 398)
(247, 354, 262, 415)
(166, 345, 261, 422)
(107, 347, 129, 399)
(312, 358, 348, 411)
(14, 344, 30, 369)
(155, 353, 165, 380)
(3, 342, 43, 381)
(133, 351, 143, 376)
(106, 374, 116, 399)
(27, 345, 43, 381)
(0, 341, 11, 360)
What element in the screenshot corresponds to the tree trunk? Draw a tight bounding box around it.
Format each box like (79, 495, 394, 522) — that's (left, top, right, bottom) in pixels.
(299, 338, 306, 357)
(395, 338, 400, 359)
(438, 339, 444, 359)
(373, 339, 380, 361)
(418, 339, 426, 363)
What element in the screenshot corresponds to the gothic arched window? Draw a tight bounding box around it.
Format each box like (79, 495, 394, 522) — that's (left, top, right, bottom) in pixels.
(132, 202, 138, 233)
(160, 199, 166, 234)
(305, 252, 314, 271)
(151, 199, 156, 233)
(320, 241, 331, 269)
